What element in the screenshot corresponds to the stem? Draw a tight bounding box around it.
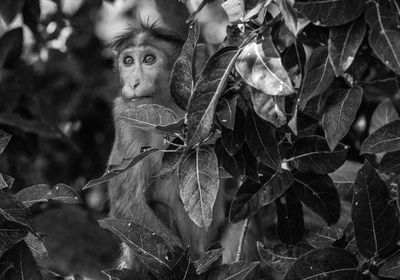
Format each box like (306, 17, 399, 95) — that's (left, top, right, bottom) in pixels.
(236, 218, 250, 262)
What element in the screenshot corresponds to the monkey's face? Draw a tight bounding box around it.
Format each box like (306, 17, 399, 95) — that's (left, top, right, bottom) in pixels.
(116, 34, 179, 111)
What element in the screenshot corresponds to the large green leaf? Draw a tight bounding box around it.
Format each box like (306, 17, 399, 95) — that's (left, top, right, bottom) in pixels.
(352, 161, 399, 258)
(328, 16, 366, 76)
(365, 1, 400, 75)
(186, 46, 239, 147)
(322, 87, 363, 151)
(170, 21, 200, 110)
(178, 145, 219, 228)
(294, 0, 365, 27)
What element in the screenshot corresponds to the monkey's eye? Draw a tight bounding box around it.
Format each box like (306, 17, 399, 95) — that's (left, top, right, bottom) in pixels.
(123, 55, 134, 65)
(143, 54, 156, 64)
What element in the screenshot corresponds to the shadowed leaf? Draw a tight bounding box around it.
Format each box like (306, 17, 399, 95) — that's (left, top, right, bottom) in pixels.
(369, 98, 399, 134)
(207, 261, 259, 280)
(276, 190, 304, 245)
(0, 0, 25, 24)
(360, 120, 400, 154)
(298, 46, 335, 110)
(258, 242, 312, 276)
(246, 111, 281, 171)
(186, 46, 239, 147)
(276, 0, 297, 35)
(284, 247, 362, 280)
(15, 183, 80, 207)
(365, 1, 400, 75)
(178, 145, 219, 228)
(99, 218, 174, 279)
(322, 87, 363, 151)
(352, 160, 400, 258)
(170, 21, 199, 110)
(24, 232, 47, 260)
(294, 0, 365, 27)
(0, 191, 34, 232)
(291, 136, 348, 174)
(292, 173, 340, 225)
(0, 28, 23, 73)
(217, 94, 238, 130)
(0, 217, 27, 257)
(378, 249, 400, 278)
(329, 161, 362, 195)
(221, 106, 245, 155)
(230, 170, 293, 223)
(103, 268, 152, 280)
(215, 138, 245, 179)
(235, 37, 294, 96)
(0, 241, 42, 280)
(83, 149, 158, 190)
(251, 89, 286, 128)
(379, 150, 400, 175)
(328, 16, 366, 76)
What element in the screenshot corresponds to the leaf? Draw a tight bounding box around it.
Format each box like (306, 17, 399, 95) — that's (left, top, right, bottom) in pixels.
(329, 161, 362, 195)
(193, 248, 224, 274)
(322, 87, 363, 151)
(0, 28, 23, 78)
(0, 191, 34, 233)
(352, 160, 400, 258)
(207, 262, 259, 280)
(24, 232, 47, 260)
(0, 0, 25, 24)
(328, 16, 366, 76)
(0, 130, 11, 154)
(83, 149, 158, 190)
(377, 249, 400, 278)
(257, 242, 312, 276)
(369, 98, 399, 134)
(365, 1, 400, 75)
(241, 144, 260, 183)
(0, 217, 28, 257)
(276, 0, 297, 36)
(99, 218, 174, 279)
(281, 41, 306, 89)
(276, 190, 304, 245)
(229, 170, 293, 223)
(215, 138, 245, 179)
(217, 94, 238, 130)
(251, 90, 286, 128)
(171, 247, 199, 280)
(221, 0, 245, 23)
(235, 37, 294, 96)
(15, 184, 80, 207)
(298, 46, 335, 110)
(294, 0, 365, 27)
(118, 104, 178, 131)
(0, 173, 14, 190)
(186, 46, 239, 147)
(0, 241, 42, 280)
(291, 136, 348, 174)
(0, 262, 13, 278)
(22, 0, 40, 37)
(360, 120, 400, 154)
(246, 111, 281, 171)
(103, 269, 152, 280)
(221, 106, 245, 155)
(288, 109, 318, 136)
(307, 226, 343, 248)
(170, 21, 199, 110)
(178, 145, 219, 228)
(284, 247, 362, 280)
(292, 173, 340, 225)
(379, 150, 400, 175)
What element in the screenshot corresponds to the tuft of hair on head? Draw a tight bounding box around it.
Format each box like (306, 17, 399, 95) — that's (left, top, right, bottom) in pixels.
(110, 18, 186, 55)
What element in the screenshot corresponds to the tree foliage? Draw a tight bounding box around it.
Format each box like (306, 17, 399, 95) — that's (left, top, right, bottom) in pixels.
(2, 0, 400, 279)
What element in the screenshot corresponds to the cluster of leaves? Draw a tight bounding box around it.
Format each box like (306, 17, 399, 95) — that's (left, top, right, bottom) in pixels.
(0, 130, 81, 279)
(83, 0, 400, 279)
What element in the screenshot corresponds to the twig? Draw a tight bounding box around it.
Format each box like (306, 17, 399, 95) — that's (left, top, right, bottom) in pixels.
(236, 218, 250, 262)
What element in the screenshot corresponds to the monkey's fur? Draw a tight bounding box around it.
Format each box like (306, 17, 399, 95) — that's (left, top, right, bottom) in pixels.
(108, 22, 259, 271)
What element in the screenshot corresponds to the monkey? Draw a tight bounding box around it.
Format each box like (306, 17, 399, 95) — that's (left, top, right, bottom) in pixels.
(107, 21, 261, 275)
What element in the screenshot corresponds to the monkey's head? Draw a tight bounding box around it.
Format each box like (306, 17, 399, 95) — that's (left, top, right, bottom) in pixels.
(112, 21, 185, 112)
